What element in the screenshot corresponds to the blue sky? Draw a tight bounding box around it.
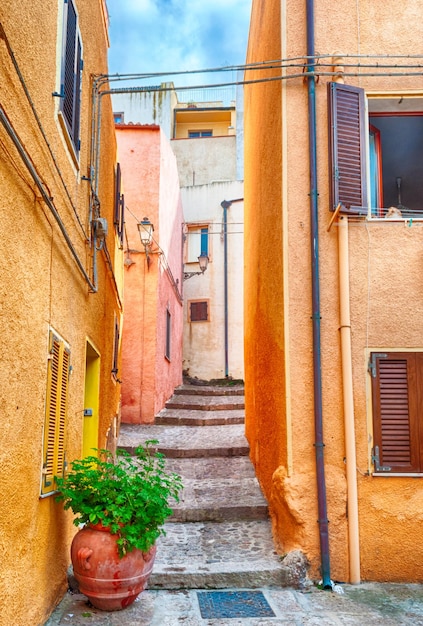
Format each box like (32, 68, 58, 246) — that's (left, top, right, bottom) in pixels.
(106, 0, 252, 88)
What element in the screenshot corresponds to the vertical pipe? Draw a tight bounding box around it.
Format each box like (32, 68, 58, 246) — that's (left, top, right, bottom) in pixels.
(221, 200, 230, 377)
(338, 216, 361, 583)
(306, 0, 332, 588)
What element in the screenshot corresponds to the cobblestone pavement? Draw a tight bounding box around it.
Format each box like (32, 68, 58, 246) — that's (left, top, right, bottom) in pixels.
(46, 582, 423, 625)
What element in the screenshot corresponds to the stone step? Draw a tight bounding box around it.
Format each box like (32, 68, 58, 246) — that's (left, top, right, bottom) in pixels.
(164, 457, 267, 522)
(164, 456, 257, 480)
(156, 407, 245, 426)
(175, 384, 245, 397)
(165, 394, 245, 411)
(169, 476, 268, 522)
(118, 423, 250, 458)
(148, 520, 291, 589)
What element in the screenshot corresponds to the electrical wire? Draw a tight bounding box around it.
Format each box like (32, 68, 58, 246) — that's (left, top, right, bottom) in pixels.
(102, 52, 423, 83)
(0, 21, 89, 240)
(101, 70, 423, 99)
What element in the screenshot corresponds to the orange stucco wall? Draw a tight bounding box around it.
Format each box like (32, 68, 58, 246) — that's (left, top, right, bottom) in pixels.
(0, 1, 121, 623)
(244, 0, 287, 514)
(116, 126, 183, 424)
(245, 0, 423, 582)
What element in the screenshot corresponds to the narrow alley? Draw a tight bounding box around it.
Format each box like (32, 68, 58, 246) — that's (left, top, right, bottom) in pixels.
(46, 383, 423, 625)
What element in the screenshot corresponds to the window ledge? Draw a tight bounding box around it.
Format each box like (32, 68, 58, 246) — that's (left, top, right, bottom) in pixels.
(58, 111, 80, 169)
(368, 217, 423, 222)
(373, 472, 423, 477)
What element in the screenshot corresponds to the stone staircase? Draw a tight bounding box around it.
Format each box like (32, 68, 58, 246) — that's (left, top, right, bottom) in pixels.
(118, 384, 301, 589)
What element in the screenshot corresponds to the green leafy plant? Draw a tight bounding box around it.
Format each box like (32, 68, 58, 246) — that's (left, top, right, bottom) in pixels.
(55, 441, 182, 557)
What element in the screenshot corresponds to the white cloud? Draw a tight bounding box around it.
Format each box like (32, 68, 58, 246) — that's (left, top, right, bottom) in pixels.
(107, 0, 251, 83)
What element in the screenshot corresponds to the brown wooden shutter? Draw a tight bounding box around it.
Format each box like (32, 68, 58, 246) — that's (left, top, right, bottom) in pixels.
(114, 163, 121, 225)
(371, 352, 421, 473)
(190, 301, 208, 322)
(114, 164, 124, 246)
(328, 82, 368, 212)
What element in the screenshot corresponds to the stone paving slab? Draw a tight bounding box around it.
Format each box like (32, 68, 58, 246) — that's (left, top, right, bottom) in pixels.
(156, 408, 245, 426)
(165, 394, 245, 411)
(45, 584, 423, 625)
(118, 424, 249, 458)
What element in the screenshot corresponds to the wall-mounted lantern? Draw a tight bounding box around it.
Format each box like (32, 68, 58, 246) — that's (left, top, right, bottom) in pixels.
(184, 253, 209, 281)
(137, 217, 154, 248)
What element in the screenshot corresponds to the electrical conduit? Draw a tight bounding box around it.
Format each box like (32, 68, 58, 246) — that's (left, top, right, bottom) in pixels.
(0, 105, 95, 291)
(338, 216, 361, 583)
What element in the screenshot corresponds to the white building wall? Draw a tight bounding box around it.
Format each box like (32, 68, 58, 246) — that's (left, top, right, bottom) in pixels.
(181, 181, 244, 381)
(236, 72, 245, 181)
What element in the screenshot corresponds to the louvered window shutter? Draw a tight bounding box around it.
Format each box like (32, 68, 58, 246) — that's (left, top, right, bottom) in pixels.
(190, 301, 208, 322)
(371, 352, 421, 473)
(41, 333, 70, 495)
(328, 82, 368, 212)
(114, 164, 124, 245)
(61, 0, 82, 150)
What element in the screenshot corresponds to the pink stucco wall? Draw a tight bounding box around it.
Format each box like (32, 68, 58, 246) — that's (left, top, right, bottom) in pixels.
(116, 126, 183, 423)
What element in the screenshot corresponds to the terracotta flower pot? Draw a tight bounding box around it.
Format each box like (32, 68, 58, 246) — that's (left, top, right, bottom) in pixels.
(71, 523, 156, 611)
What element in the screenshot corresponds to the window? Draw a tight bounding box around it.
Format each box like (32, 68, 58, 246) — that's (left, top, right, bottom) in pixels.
(165, 309, 171, 360)
(114, 112, 124, 124)
(368, 111, 423, 215)
(189, 300, 209, 322)
(41, 331, 70, 496)
(188, 130, 213, 138)
(60, 0, 83, 152)
(114, 163, 124, 246)
(370, 352, 423, 474)
(186, 225, 209, 262)
(328, 83, 423, 217)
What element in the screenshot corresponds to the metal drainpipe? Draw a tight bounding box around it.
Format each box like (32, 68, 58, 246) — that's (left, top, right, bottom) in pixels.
(220, 197, 243, 378)
(221, 200, 230, 378)
(306, 0, 332, 588)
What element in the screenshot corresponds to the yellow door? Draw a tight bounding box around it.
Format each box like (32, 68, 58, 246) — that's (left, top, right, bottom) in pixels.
(83, 341, 100, 458)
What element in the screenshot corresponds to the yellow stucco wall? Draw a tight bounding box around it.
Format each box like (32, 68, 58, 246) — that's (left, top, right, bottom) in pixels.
(174, 108, 235, 139)
(0, 1, 122, 623)
(245, 0, 423, 583)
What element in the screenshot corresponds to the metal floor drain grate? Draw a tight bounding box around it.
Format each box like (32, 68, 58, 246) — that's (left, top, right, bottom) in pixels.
(197, 590, 275, 619)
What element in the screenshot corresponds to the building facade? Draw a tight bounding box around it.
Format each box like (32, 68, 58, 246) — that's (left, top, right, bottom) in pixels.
(181, 181, 244, 381)
(245, 0, 423, 583)
(115, 84, 245, 382)
(173, 95, 245, 381)
(116, 124, 184, 424)
(0, 1, 122, 623)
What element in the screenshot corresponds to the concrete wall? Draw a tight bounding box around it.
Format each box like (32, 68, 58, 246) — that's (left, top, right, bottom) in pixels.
(245, 0, 423, 583)
(182, 181, 244, 381)
(116, 125, 183, 423)
(112, 84, 177, 139)
(171, 136, 237, 187)
(0, 1, 121, 623)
